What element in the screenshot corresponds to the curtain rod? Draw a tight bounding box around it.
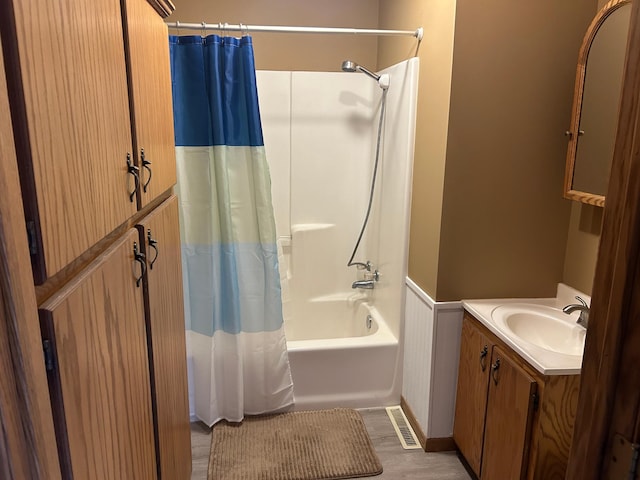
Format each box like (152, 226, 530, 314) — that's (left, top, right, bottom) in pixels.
(166, 22, 423, 41)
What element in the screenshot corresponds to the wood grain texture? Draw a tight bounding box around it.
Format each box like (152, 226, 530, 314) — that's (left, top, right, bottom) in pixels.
(138, 196, 191, 480)
(459, 313, 580, 480)
(481, 346, 536, 480)
(529, 374, 580, 480)
(145, 0, 175, 18)
(453, 316, 491, 476)
(566, 1, 640, 478)
(0, 35, 62, 480)
(40, 230, 157, 480)
(6, 0, 136, 280)
(123, 0, 177, 209)
(563, 0, 631, 207)
(35, 189, 173, 306)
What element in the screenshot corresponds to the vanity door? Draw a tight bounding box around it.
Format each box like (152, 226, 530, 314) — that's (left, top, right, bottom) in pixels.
(453, 316, 492, 475)
(481, 345, 537, 480)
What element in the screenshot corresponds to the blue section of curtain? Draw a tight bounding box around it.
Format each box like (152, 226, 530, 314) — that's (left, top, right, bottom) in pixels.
(170, 35, 264, 147)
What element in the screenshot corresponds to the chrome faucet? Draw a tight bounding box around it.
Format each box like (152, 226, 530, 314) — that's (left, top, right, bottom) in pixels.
(352, 279, 375, 289)
(352, 269, 380, 290)
(562, 296, 590, 329)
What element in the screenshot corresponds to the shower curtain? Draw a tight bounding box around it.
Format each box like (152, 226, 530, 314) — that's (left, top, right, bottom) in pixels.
(169, 34, 294, 426)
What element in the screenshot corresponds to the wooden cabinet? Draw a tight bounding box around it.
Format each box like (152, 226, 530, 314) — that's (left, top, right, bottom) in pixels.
(122, 0, 177, 208)
(39, 230, 157, 479)
(454, 313, 580, 480)
(1, 0, 137, 282)
(1, 0, 191, 478)
(1, 0, 177, 283)
(137, 196, 191, 479)
(453, 318, 491, 474)
(481, 346, 537, 480)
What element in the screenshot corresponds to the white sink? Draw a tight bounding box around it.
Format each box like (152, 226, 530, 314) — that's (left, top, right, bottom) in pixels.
(491, 304, 586, 357)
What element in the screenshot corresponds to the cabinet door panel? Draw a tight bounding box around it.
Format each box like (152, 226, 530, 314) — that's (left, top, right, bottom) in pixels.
(123, 0, 177, 208)
(481, 345, 537, 480)
(453, 316, 492, 475)
(39, 230, 156, 480)
(137, 196, 191, 479)
(5, 0, 136, 281)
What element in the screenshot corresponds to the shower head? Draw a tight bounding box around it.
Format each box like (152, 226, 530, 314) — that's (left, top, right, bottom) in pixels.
(341, 60, 389, 90)
(341, 60, 380, 81)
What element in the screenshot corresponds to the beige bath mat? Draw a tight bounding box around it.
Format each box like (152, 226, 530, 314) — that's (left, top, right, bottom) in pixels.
(208, 408, 383, 480)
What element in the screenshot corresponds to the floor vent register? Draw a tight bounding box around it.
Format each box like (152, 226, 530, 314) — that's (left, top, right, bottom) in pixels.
(385, 406, 422, 450)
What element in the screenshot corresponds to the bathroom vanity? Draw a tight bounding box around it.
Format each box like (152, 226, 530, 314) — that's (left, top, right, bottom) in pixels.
(453, 287, 585, 480)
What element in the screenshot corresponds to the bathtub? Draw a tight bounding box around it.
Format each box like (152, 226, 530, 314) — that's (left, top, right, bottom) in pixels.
(285, 297, 400, 410)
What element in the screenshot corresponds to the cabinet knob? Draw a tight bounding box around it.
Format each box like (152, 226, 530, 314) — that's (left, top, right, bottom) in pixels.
(133, 242, 146, 287)
(141, 148, 152, 193)
(126, 154, 140, 203)
(147, 230, 159, 270)
(491, 358, 501, 385)
(480, 345, 489, 372)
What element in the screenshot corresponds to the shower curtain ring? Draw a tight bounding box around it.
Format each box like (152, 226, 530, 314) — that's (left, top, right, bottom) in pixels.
(201, 21, 206, 37)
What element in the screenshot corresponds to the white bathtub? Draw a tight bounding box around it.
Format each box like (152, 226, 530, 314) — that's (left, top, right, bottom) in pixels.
(285, 298, 400, 410)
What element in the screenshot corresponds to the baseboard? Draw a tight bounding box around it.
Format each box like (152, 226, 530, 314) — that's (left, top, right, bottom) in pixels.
(400, 396, 427, 451)
(401, 396, 457, 452)
(424, 436, 457, 452)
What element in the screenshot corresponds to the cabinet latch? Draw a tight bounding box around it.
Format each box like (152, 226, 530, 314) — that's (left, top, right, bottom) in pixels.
(42, 340, 55, 372)
(26, 220, 38, 255)
(607, 433, 639, 480)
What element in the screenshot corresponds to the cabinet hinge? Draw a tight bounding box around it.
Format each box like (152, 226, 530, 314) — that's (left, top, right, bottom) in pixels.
(26, 220, 38, 255)
(607, 433, 640, 480)
(42, 340, 54, 372)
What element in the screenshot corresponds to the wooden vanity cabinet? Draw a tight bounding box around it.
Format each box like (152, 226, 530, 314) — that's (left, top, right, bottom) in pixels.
(453, 318, 492, 474)
(481, 346, 537, 480)
(453, 312, 580, 480)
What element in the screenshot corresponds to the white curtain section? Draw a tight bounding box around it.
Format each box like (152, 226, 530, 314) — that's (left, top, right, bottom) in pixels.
(188, 330, 294, 423)
(170, 34, 294, 426)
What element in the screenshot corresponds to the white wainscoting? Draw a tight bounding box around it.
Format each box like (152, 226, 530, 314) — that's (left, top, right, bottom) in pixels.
(402, 278, 463, 439)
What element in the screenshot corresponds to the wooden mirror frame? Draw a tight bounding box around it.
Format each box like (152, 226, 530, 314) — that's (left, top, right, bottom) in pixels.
(563, 0, 631, 207)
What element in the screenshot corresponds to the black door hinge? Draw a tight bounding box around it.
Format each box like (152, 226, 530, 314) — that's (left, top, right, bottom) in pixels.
(607, 433, 640, 479)
(26, 220, 38, 255)
(42, 340, 54, 372)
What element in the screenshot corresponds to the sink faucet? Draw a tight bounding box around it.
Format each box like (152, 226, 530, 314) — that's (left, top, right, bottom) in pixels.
(562, 296, 590, 329)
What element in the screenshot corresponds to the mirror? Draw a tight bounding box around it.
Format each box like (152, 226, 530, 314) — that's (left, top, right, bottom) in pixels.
(564, 0, 631, 207)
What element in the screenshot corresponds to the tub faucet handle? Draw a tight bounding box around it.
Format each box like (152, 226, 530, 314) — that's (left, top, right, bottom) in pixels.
(364, 269, 379, 282)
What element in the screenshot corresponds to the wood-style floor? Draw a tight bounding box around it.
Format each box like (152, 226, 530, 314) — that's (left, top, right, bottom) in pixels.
(190, 407, 472, 479)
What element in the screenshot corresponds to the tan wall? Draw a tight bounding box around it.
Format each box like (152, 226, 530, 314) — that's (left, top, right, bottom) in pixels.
(169, 0, 379, 72)
(434, 0, 597, 301)
(377, 0, 457, 298)
(563, 203, 602, 295)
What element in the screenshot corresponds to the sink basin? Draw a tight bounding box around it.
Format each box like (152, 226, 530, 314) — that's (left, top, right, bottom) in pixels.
(491, 304, 586, 356)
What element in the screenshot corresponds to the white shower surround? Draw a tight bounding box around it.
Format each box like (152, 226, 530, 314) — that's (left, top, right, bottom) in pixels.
(256, 58, 419, 409)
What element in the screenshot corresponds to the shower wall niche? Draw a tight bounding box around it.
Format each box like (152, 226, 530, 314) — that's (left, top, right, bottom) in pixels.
(257, 59, 418, 341)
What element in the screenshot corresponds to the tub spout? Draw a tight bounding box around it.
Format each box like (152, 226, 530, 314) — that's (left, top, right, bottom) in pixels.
(352, 280, 375, 289)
